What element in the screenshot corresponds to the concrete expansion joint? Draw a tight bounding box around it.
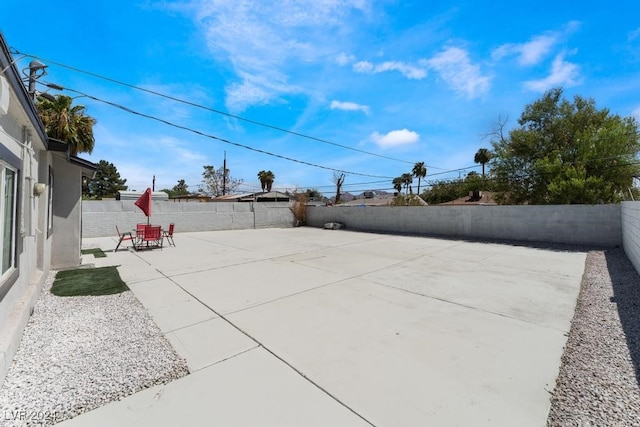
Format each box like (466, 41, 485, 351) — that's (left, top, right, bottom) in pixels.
(382, 283, 569, 333)
(203, 346, 261, 371)
(161, 270, 377, 425)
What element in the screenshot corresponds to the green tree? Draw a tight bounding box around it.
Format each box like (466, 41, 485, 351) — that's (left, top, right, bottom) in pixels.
(421, 173, 496, 205)
(491, 88, 640, 204)
(36, 95, 96, 156)
(474, 148, 492, 177)
(200, 165, 242, 197)
(412, 162, 427, 194)
(303, 188, 323, 200)
(257, 170, 275, 192)
(172, 179, 189, 196)
(422, 179, 462, 204)
(84, 160, 127, 199)
(161, 179, 190, 198)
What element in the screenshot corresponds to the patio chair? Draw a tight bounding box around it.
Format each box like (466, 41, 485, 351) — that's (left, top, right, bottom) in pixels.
(134, 225, 163, 250)
(163, 223, 175, 247)
(135, 224, 146, 244)
(114, 226, 134, 251)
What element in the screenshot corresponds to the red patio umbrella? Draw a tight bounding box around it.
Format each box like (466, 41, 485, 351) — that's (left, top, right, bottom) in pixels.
(134, 187, 152, 225)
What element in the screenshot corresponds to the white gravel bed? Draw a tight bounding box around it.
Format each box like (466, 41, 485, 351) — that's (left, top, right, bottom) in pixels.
(547, 249, 640, 426)
(0, 270, 189, 426)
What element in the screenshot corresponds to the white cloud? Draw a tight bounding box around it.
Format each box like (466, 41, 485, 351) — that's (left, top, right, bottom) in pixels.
(225, 80, 272, 111)
(423, 47, 490, 98)
(330, 100, 370, 114)
(353, 60, 427, 79)
(189, 1, 370, 112)
(351, 47, 488, 97)
(376, 61, 427, 80)
(492, 34, 558, 66)
(158, 136, 208, 164)
(370, 129, 420, 148)
(336, 52, 356, 66)
(224, 70, 304, 112)
(524, 52, 580, 92)
(353, 60, 375, 73)
(138, 82, 211, 119)
(492, 21, 580, 66)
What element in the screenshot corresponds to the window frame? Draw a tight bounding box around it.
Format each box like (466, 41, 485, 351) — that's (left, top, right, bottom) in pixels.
(0, 144, 22, 303)
(47, 166, 53, 238)
(1, 166, 17, 277)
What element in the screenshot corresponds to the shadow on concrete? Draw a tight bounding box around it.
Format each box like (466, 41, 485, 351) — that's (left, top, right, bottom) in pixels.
(349, 228, 602, 253)
(607, 248, 640, 386)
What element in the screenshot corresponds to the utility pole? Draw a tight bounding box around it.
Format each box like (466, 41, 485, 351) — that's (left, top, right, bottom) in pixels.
(27, 60, 48, 100)
(222, 151, 227, 196)
(152, 175, 156, 191)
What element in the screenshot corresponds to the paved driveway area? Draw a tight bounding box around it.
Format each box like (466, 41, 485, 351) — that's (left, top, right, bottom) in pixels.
(65, 228, 587, 426)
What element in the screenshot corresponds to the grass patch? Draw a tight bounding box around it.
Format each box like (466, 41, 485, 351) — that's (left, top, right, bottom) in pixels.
(81, 248, 107, 258)
(51, 266, 129, 296)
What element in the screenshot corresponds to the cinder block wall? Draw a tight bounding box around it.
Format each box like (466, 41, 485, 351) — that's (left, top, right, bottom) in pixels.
(306, 205, 622, 247)
(622, 201, 640, 274)
(82, 201, 295, 237)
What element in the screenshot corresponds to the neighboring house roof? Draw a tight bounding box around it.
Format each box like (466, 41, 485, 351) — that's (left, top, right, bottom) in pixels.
(117, 191, 168, 201)
(339, 194, 396, 206)
(212, 191, 291, 202)
(436, 191, 497, 206)
(170, 194, 209, 202)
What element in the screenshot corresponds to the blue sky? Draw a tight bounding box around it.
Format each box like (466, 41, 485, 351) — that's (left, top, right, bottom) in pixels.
(2, 1, 640, 195)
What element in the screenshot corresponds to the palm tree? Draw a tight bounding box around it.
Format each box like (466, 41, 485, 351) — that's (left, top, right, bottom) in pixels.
(257, 171, 266, 191)
(474, 148, 492, 177)
(401, 173, 413, 194)
(36, 95, 96, 155)
(412, 162, 427, 194)
(392, 177, 403, 194)
(257, 170, 275, 192)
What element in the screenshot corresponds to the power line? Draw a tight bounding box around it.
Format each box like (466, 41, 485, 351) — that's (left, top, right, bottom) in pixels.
(11, 48, 438, 167)
(39, 82, 396, 179)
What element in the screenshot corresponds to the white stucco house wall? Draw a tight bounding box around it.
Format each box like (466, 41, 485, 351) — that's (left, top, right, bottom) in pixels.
(0, 32, 96, 385)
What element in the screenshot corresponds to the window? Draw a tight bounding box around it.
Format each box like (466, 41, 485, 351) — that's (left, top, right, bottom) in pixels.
(0, 145, 21, 302)
(1, 164, 17, 276)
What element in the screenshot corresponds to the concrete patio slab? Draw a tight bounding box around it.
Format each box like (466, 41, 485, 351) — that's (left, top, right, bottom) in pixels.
(172, 258, 347, 315)
(60, 348, 371, 427)
(67, 228, 588, 427)
(165, 318, 258, 372)
(364, 254, 582, 330)
(127, 278, 218, 333)
(227, 278, 569, 427)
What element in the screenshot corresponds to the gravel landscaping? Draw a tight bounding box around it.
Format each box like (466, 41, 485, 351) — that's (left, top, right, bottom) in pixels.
(547, 249, 640, 426)
(0, 270, 189, 426)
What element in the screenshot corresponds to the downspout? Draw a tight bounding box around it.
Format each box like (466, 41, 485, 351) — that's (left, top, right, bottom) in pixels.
(21, 126, 36, 238)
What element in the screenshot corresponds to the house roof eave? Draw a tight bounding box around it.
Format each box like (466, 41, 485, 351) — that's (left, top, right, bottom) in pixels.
(0, 32, 49, 148)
